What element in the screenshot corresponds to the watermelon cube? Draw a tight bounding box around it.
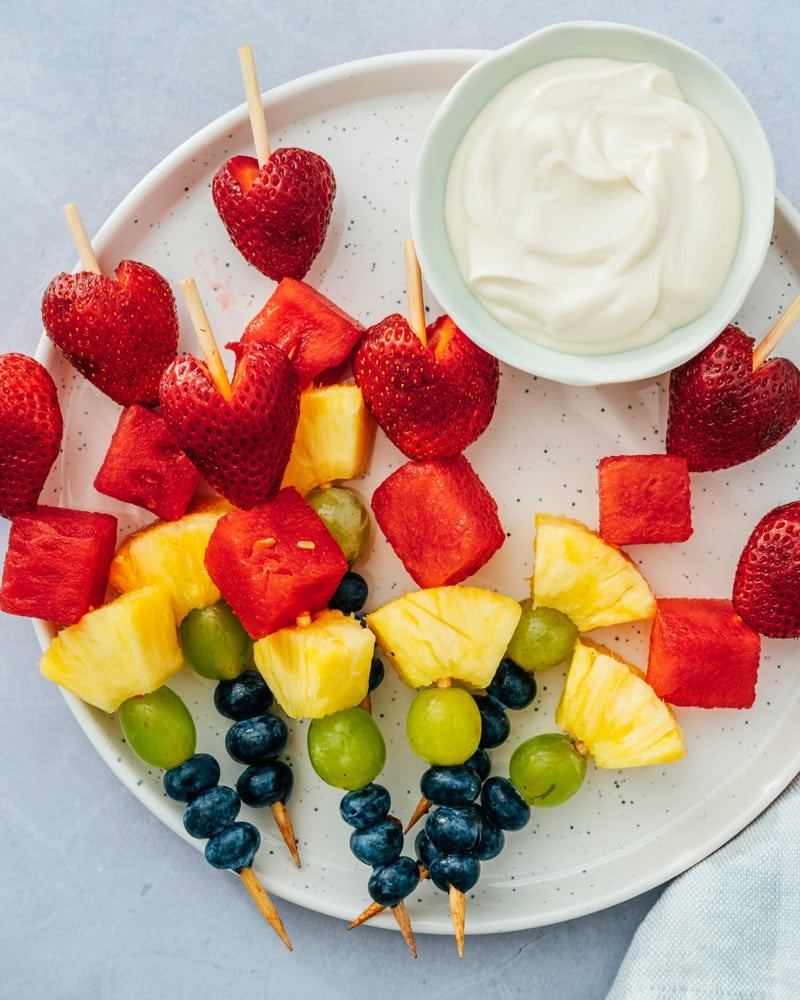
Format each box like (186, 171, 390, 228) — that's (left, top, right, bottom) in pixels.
(371, 455, 505, 588)
(646, 597, 761, 708)
(204, 487, 348, 639)
(598, 454, 692, 545)
(0, 505, 118, 624)
(93, 404, 201, 520)
(241, 277, 364, 388)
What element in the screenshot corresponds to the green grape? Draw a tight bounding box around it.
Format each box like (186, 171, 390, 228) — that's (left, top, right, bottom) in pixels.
(406, 686, 481, 766)
(509, 732, 587, 807)
(305, 486, 371, 566)
(118, 686, 196, 770)
(307, 706, 386, 790)
(506, 600, 578, 671)
(180, 599, 253, 680)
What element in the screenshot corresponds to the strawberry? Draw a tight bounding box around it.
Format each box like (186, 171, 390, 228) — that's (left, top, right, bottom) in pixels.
(158, 340, 299, 510)
(732, 501, 800, 637)
(212, 150, 335, 282)
(665, 325, 800, 471)
(352, 313, 499, 461)
(0, 353, 63, 519)
(41, 260, 179, 407)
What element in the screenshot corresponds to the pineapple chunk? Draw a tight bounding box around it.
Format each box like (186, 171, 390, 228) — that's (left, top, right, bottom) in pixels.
(366, 586, 522, 688)
(108, 501, 230, 621)
(555, 639, 685, 768)
(40, 585, 184, 713)
(253, 608, 375, 719)
(532, 513, 655, 631)
(281, 384, 376, 497)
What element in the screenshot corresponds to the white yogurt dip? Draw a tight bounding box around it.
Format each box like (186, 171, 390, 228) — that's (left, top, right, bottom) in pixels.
(445, 57, 742, 355)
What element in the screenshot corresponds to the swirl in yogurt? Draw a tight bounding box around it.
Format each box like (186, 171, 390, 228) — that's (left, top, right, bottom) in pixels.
(445, 58, 742, 355)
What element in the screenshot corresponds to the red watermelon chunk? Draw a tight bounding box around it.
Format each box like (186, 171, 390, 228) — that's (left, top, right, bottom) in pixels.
(0, 505, 118, 624)
(371, 454, 505, 588)
(241, 277, 364, 388)
(646, 597, 761, 709)
(93, 404, 201, 520)
(598, 454, 692, 545)
(204, 486, 348, 639)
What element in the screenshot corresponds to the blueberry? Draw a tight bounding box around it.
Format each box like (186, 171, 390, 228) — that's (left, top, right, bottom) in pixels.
(487, 658, 537, 710)
(214, 670, 273, 721)
(183, 785, 241, 839)
(237, 760, 294, 809)
(205, 821, 260, 872)
(225, 713, 288, 764)
(414, 829, 443, 870)
(339, 783, 391, 829)
(349, 817, 404, 866)
(481, 776, 531, 831)
(464, 747, 492, 783)
(429, 853, 481, 894)
(368, 856, 420, 907)
(367, 654, 385, 692)
(420, 765, 481, 807)
(328, 571, 369, 614)
(164, 753, 220, 802)
(425, 804, 482, 854)
(475, 695, 511, 749)
(475, 813, 505, 861)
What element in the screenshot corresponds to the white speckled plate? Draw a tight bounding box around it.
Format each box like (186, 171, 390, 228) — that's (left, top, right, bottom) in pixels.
(32, 50, 800, 937)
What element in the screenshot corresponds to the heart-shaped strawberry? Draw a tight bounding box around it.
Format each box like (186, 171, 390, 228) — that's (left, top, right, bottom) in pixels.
(733, 501, 800, 637)
(158, 340, 299, 510)
(41, 260, 179, 408)
(665, 325, 800, 471)
(352, 313, 499, 461)
(212, 150, 336, 282)
(0, 353, 63, 519)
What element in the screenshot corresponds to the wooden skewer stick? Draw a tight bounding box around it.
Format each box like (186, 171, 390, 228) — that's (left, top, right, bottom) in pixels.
(403, 794, 431, 834)
(752, 293, 800, 371)
(63, 203, 101, 275)
(179, 278, 233, 400)
(391, 901, 418, 958)
(271, 801, 301, 868)
(238, 44, 271, 168)
(239, 866, 293, 950)
(404, 240, 427, 346)
(347, 866, 429, 931)
(449, 885, 466, 958)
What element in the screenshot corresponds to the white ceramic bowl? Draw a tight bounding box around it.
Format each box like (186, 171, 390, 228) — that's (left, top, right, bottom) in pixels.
(410, 22, 776, 385)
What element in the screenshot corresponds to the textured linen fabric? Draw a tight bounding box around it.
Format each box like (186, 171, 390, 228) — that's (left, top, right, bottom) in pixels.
(606, 773, 800, 999)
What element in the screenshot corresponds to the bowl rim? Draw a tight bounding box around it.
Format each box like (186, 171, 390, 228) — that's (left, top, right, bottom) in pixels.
(410, 21, 776, 386)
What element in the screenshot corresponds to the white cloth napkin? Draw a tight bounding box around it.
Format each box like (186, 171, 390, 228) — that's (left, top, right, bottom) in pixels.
(606, 773, 800, 999)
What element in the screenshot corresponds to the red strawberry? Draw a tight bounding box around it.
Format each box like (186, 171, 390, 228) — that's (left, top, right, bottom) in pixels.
(158, 340, 299, 510)
(41, 260, 179, 407)
(352, 313, 499, 461)
(212, 150, 335, 282)
(665, 325, 800, 471)
(0, 353, 63, 519)
(732, 501, 800, 637)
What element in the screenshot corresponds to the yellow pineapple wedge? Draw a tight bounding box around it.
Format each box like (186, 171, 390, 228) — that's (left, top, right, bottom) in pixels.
(253, 608, 375, 719)
(40, 585, 185, 713)
(366, 586, 522, 688)
(108, 498, 231, 621)
(555, 639, 685, 768)
(532, 513, 655, 631)
(281, 384, 376, 497)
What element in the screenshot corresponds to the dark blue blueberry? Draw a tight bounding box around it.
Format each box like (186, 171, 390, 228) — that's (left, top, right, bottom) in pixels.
(420, 765, 481, 807)
(204, 821, 260, 872)
(339, 783, 391, 829)
(429, 853, 481, 894)
(214, 670, 273, 721)
(367, 654, 385, 692)
(414, 829, 443, 870)
(425, 804, 482, 854)
(486, 658, 537, 710)
(481, 776, 531, 831)
(236, 760, 294, 809)
(475, 813, 505, 861)
(183, 785, 241, 839)
(164, 753, 220, 802)
(464, 747, 492, 783)
(328, 571, 369, 614)
(225, 713, 288, 764)
(368, 856, 421, 907)
(349, 817, 404, 866)
(475, 695, 511, 749)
